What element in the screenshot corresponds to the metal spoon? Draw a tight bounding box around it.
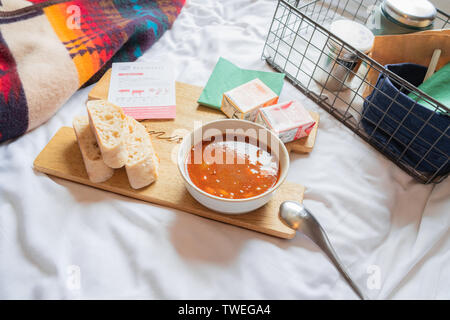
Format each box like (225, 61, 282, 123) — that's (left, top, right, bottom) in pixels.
(279, 201, 367, 300)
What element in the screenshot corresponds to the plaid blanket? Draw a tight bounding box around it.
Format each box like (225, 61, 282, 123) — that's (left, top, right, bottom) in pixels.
(0, 0, 185, 142)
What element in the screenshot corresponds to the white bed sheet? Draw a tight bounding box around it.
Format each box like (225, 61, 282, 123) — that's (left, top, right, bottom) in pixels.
(0, 0, 449, 300)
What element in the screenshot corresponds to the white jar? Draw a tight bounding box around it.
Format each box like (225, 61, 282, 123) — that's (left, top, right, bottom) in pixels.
(312, 20, 374, 92)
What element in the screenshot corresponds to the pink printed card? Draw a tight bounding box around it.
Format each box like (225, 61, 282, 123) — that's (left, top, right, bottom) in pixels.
(108, 62, 176, 119)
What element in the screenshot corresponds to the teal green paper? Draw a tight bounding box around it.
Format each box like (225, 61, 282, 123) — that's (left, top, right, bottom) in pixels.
(408, 63, 450, 115)
(198, 57, 285, 109)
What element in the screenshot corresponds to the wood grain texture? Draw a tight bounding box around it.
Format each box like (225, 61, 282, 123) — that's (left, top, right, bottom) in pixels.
(34, 127, 303, 239)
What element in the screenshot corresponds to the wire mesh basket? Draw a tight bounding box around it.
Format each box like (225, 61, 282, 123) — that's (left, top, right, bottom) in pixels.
(262, 0, 449, 184)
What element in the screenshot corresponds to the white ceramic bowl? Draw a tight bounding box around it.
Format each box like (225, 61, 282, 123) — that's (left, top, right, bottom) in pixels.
(177, 119, 290, 214)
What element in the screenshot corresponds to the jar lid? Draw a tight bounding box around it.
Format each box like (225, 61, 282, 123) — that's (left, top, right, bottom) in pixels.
(382, 0, 437, 28)
(329, 19, 375, 54)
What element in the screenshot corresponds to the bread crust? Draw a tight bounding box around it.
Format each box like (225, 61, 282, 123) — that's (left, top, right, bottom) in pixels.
(73, 116, 114, 183)
(124, 116, 159, 189)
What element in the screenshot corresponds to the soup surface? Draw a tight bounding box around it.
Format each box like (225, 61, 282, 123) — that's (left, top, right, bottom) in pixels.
(186, 135, 280, 199)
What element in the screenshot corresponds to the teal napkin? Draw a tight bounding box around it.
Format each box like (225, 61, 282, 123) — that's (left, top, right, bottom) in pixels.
(408, 62, 450, 115)
(198, 57, 285, 109)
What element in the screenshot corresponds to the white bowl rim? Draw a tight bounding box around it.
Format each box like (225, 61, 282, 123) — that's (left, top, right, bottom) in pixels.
(177, 118, 290, 203)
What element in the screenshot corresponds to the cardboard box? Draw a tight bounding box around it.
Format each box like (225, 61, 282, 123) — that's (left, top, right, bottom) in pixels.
(221, 78, 278, 121)
(256, 101, 316, 143)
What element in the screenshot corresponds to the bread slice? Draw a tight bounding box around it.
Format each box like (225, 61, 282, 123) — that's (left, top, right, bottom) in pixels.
(73, 116, 114, 183)
(124, 116, 159, 189)
(87, 100, 128, 168)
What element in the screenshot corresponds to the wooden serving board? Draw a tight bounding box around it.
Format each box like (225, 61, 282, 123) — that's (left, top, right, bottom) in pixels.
(33, 81, 315, 239)
(34, 126, 303, 239)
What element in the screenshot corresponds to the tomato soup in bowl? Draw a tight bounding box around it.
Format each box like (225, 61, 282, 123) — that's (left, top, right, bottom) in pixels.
(186, 134, 280, 199)
(177, 119, 289, 214)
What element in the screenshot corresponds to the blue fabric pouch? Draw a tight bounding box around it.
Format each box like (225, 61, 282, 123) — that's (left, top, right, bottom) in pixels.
(362, 63, 449, 177)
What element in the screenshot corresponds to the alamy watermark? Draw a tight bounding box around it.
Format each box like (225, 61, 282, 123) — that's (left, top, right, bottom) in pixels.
(66, 5, 81, 30)
(177, 120, 281, 166)
(366, 264, 381, 290)
(66, 264, 81, 291)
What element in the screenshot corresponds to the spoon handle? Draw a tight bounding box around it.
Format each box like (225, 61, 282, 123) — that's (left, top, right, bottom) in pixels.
(301, 207, 368, 300)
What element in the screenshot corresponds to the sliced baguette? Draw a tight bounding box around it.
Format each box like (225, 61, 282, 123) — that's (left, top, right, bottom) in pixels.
(87, 100, 128, 168)
(73, 116, 114, 183)
(125, 116, 159, 189)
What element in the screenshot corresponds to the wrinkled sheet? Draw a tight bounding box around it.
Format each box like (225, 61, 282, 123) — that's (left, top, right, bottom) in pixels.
(0, 0, 449, 299)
